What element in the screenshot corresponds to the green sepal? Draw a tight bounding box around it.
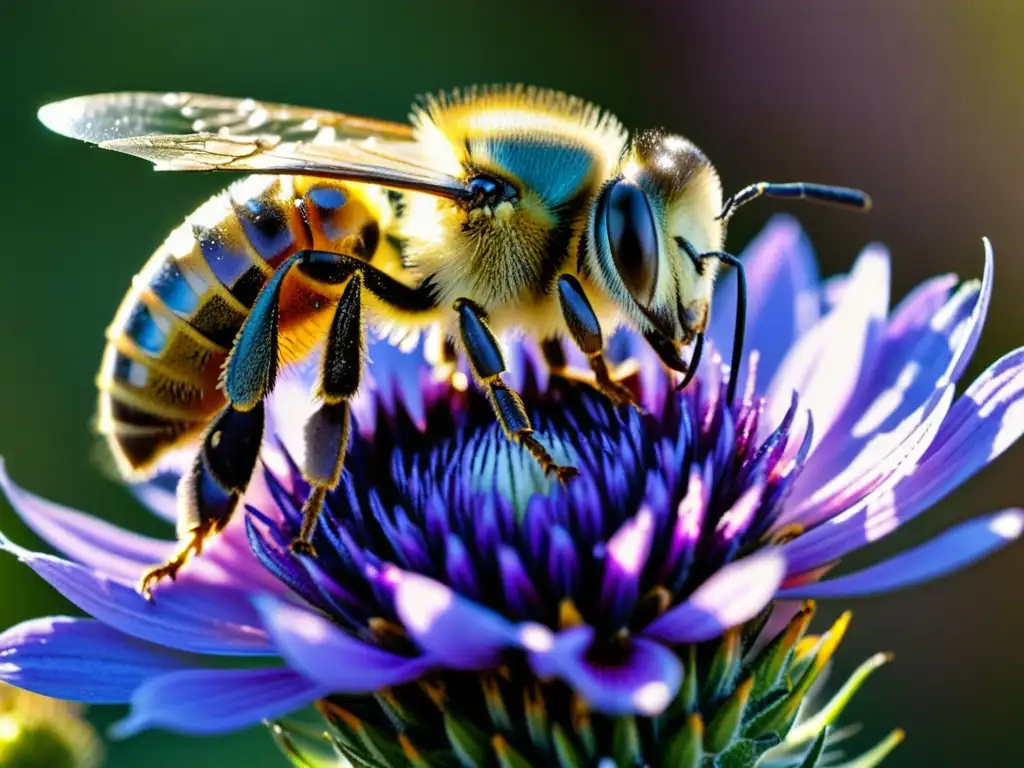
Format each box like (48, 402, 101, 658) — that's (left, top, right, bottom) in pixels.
(710, 734, 782, 768)
(705, 677, 753, 753)
(523, 683, 551, 755)
(266, 721, 337, 768)
(330, 739, 389, 768)
(552, 724, 584, 768)
(612, 716, 643, 766)
(682, 644, 699, 713)
(795, 727, 828, 768)
(481, 674, 513, 733)
(659, 714, 703, 768)
(785, 652, 893, 747)
(830, 729, 904, 768)
(741, 691, 800, 743)
(493, 736, 535, 768)
(444, 711, 491, 768)
(705, 630, 742, 703)
(569, 697, 597, 759)
(551, 724, 584, 768)
(748, 603, 814, 701)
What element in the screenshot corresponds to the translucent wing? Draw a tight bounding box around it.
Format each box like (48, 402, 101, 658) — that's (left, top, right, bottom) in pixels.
(38, 92, 467, 199)
(38, 91, 417, 144)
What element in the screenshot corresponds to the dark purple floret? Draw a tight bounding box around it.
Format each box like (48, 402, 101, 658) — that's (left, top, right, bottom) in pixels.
(247, 356, 805, 651)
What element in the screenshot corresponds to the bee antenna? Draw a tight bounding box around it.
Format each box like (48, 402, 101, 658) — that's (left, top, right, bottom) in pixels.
(717, 182, 872, 222)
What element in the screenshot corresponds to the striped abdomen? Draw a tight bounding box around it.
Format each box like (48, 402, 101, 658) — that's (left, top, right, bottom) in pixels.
(98, 174, 393, 479)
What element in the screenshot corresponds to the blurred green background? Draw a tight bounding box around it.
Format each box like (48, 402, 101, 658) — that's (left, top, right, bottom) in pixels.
(1, 1, 1021, 765)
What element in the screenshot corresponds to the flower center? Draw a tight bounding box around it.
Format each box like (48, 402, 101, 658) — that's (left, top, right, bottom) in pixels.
(253, 357, 806, 640)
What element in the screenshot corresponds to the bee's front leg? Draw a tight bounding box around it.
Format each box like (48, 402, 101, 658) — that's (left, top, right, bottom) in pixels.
(455, 298, 578, 484)
(556, 274, 640, 408)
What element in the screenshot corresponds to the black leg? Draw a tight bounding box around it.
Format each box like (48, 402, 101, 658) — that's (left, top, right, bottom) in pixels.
(292, 275, 363, 554)
(138, 250, 437, 595)
(718, 182, 871, 222)
(456, 298, 577, 483)
(138, 403, 265, 597)
(556, 274, 637, 407)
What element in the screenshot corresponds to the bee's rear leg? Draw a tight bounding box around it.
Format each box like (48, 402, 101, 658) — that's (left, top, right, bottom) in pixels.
(556, 274, 640, 408)
(290, 275, 363, 555)
(138, 402, 265, 598)
(456, 298, 578, 483)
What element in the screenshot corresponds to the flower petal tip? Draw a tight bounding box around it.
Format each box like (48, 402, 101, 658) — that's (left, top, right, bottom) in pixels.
(990, 508, 1024, 540)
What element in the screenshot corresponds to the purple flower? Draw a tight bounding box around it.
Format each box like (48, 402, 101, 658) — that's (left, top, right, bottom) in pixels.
(1, 216, 1021, 766)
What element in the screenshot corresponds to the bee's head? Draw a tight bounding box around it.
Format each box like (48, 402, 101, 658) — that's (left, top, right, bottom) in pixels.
(583, 129, 724, 358)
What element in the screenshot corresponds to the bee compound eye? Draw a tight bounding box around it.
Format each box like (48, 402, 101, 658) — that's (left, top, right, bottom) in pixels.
(603, 180, 659, 307)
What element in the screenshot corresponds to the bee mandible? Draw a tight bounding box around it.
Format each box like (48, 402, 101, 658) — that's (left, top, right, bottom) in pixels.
(38, 86, 870, 595)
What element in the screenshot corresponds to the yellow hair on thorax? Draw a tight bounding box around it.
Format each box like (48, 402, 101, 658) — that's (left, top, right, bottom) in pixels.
(410, 84, 627, 181)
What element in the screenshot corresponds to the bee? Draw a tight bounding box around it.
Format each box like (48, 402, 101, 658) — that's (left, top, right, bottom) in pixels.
(38, 86, 870, 595)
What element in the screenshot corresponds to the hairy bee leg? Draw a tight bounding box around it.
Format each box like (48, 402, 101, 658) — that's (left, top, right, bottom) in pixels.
(223, 248, 434, 553)
(138, 519, 217, 599)
(139, 255, 291, 595)
(455, 298, 578, 483)
(138, 403, 264, 598)
(556, 274, 638, 407)
(291, 275, 363, 555)
(141, 250, 435, 594)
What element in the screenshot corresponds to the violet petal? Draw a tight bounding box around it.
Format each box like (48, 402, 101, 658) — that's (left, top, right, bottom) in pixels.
(643, 549, 786, 644)
(0, 536, 273, 656)
(600, 508, 655, 627)
(529, 626, 682, 716)
(707, 215, 819, 390)
(255, 597, 433, 690)
(0, 460, 172, 580)
(387, 567, 551, 668)
(784, 347, 1024, 572)
(793, 242, 992, 502)
(763, 245, 890, 445)
(110, 667, 325, 737)
(781, 510, 1023, 598)
(0, 616, 196, 703)
(778, 383, 954, 531)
